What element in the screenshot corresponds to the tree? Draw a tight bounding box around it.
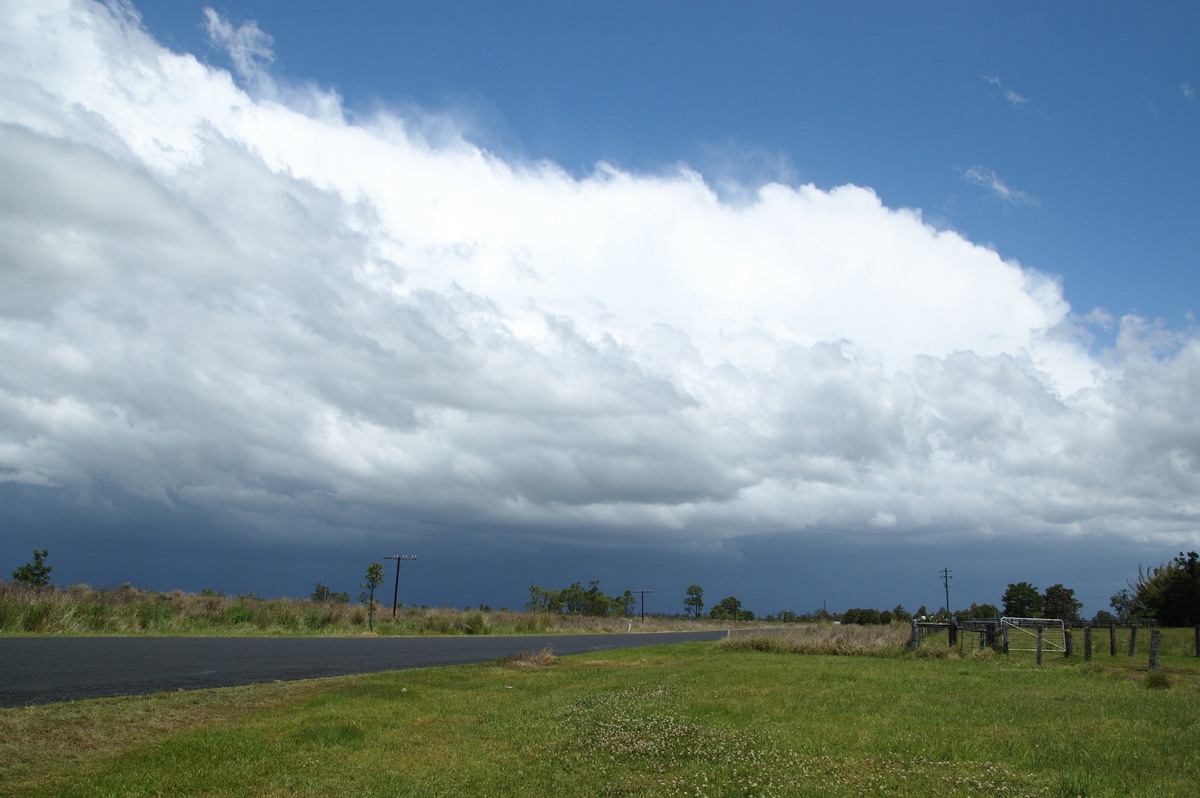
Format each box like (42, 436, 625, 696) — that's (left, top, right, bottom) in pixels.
(1041, 584, 1083, 622)
(891, 605, 912, 622)
(524, 581, 627, 616)
(683, 584, 705, 618)
(1001, 582, 1042, 617)
(614, 589, 636, 616)
(526, 584, 565, 613)
(842, 608, 883, 625)
(11, 549, 52, 588)
(1109, 588, 1137, 620)
(311, 582, 349, 603)
(360, 562, 385, 631)
(709, 595, 753, 621)
(1129, 552, 1200, 626)
(955, 603, 1000, 620)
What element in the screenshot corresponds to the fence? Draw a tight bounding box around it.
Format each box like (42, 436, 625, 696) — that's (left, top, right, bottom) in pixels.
(910, 619, 1199, 669)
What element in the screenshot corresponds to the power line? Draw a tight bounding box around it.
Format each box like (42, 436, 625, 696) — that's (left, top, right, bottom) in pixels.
(633, 589, 654, 622)
(383, 555, 417, 617)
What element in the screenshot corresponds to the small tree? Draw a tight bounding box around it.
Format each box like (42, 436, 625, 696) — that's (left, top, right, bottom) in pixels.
(311, 582, 349, 603)
(710, 595, 752, 621)
(1109, 588, 1137, 620)
(684, 584, 704, 618)
(359, 562, 385, 632)
(12, 549, 52, 588)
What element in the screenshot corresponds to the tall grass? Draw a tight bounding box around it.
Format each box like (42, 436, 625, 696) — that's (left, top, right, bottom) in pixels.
(718, 622, 912, 656)
(0, 582, 744, 636)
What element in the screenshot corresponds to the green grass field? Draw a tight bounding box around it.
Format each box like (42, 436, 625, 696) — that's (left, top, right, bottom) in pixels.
(3, 628, 1198, 797)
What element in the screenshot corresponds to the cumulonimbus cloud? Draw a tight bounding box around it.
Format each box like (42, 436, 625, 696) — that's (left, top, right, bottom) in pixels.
(0, 0, 1197, 553)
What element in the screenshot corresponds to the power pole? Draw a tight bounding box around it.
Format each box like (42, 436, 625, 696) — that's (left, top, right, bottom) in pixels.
(940, 568, 953, 615)
(633, 589, 654, 622)
(384, 555, 417, 617)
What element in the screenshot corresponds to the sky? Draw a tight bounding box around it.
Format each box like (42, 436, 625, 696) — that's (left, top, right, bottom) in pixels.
(2, 0, 1198, 619)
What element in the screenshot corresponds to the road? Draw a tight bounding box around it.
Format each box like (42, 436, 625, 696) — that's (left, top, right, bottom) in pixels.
(0, 631, 728, 707)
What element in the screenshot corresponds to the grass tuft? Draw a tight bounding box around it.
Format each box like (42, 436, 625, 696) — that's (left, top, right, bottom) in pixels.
(1144, 669, 1171, 690)
(498, 649, 557, 669)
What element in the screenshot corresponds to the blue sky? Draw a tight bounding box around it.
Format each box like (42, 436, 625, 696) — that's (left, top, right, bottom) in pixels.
(138, 1, 1200, 328)
(2, 1, 1199, 619)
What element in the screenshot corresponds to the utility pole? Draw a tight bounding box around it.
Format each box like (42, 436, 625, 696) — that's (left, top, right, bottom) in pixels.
(384, 555, 417, 617)
(940, 567, 953, 616)
(633, 589, 654, 622)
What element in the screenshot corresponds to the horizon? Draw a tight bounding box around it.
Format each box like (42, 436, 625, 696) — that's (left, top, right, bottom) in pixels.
(3, 1, 1199, 620)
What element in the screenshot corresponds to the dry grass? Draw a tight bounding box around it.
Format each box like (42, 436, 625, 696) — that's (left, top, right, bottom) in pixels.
(0, 581, 757, 637)
(717, 622, 912, 656)
(497, 649, 557, 670)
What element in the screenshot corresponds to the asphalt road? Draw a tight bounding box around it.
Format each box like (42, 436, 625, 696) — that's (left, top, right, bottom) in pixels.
(0, 631, 728, 707)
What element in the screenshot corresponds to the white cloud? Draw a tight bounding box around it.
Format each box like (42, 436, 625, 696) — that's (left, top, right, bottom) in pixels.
(1182, 80, 1196, 101)
(963, 165, 1039, 208)
(1, 1, 1198, 554)
(983, 75, 1031, 109)
(202, 7, 275, 94)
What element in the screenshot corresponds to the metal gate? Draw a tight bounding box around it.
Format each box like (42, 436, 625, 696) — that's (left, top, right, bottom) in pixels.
(1001, 617, 1065, 653)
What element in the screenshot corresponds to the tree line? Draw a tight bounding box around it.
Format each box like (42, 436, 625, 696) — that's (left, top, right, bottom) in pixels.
(9, 549, 1200, 628)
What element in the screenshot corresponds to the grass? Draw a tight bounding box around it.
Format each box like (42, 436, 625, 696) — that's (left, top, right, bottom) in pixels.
(0, 582, 735, 636)
(3, 634, 1199, 797)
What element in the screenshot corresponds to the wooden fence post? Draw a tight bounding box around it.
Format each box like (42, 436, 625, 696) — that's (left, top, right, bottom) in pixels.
(1194, 625, 1199, 658)
(1084, 626, 1093, 661)
(1109, 624, 1116, 657)
(1003, 624, 1009, 655)
(910, 620, 920, 650)
(948, 619, 958, 648)
(1036, 626, 1044, 665)
(1128, 626, 1138, 657)
(1064, 629, 1073, 658)
(1149, 629, 1161, 672)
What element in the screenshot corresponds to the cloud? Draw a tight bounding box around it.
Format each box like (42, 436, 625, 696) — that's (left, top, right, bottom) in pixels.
(983, 75, 1030, 109)
(1182, 80, 1196, 101)
(1, 0, 1198, 559)
(963, 165, 1039, 208)
(202, 7, 275, 94)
